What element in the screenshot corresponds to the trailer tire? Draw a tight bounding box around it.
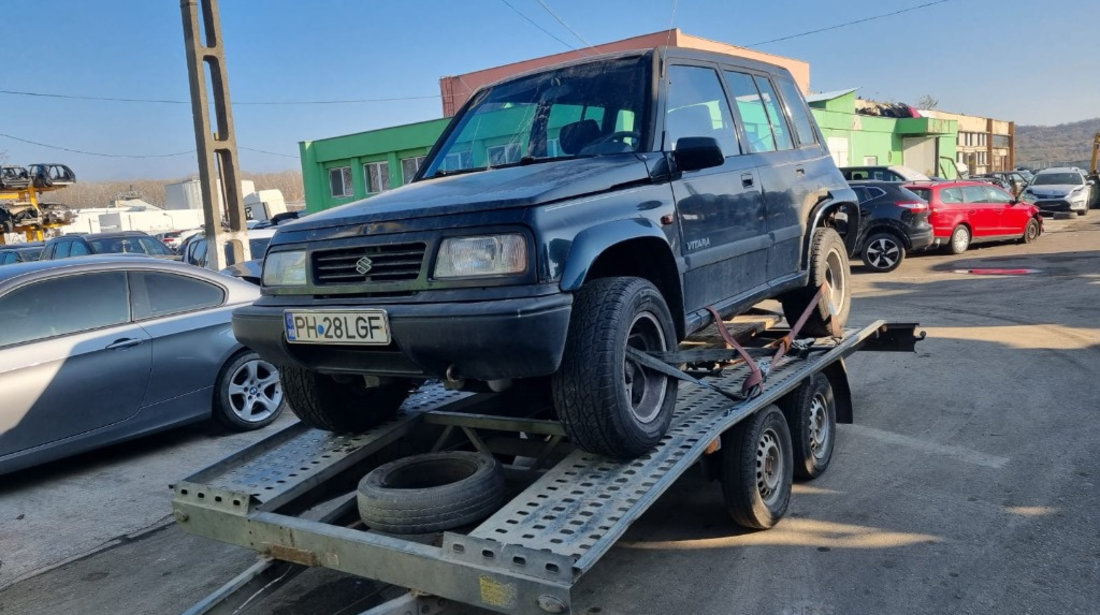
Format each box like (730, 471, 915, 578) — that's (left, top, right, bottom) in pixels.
(720, 405, 793, 530)
(779, 228, 850, 337)
(357, 452, 505, 534)
(280, 365, 411, 433)
(779, 374, 836, 480)
(552, 277, 678, 459)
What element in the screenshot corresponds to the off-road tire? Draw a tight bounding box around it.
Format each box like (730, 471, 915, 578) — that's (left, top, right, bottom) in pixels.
(552, 277, 678, 459)
(778, 374, 836, 480)
(280, 364, 411, 432)
(861, 231, 905, 273)
(780, 227, 851, 337)
(213, 351, 286, 431)
(948, 225, 970, 254)
(357, 452, 505, 534)
(720, 405, 793, 530)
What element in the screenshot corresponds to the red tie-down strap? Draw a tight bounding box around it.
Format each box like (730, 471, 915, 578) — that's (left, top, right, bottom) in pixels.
(704, 305, 765, 398)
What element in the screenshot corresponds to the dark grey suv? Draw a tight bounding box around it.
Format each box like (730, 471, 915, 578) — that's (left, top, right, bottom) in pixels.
(234, 47, 858, 458)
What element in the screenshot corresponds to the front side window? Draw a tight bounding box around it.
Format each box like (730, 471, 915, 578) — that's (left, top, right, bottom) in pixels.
(664, 65, 739, 157)
(137, 237, 173, 255)
(130, 272, 224, 319)
(422, 56, 650, 178)
(329, 166, 353, 198)
(365, 161, 390, 193)
(69, 241, 90, 256)
(0, 272, 129, 346)
(753, 76, 794, 150)
(53, 241, 72, 259)
(724, 71, 774, 153)
(962, 185, 992, 203)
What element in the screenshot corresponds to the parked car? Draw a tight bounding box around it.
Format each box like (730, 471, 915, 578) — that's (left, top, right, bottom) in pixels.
(0, 242, 44, 265)
(0, 256, 287, 475)
(183, 228, 277, 280)
(41, 230, 179, 260)
(1021, 167, 1093, 216)
(970, 175, 1014, 193)
(904, 180, 1042, 253)
(841, 165, 930, 182)
(233, 47, 858, 459)
(847, 181, 934, 272)
(155, 230, 190, 252)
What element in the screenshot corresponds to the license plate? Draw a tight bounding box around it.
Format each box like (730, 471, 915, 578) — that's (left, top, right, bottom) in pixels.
(284, 310, 390, 345)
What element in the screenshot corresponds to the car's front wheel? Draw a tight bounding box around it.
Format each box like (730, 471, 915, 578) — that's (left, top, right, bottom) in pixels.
(280, 365, 412, 432)
(1019, 218, 1041, 244)
(552, 277, 678, 459)
(861, 232, 905, 273)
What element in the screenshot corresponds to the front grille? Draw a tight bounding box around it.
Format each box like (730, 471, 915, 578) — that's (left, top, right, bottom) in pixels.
(312, 242, 427, 285)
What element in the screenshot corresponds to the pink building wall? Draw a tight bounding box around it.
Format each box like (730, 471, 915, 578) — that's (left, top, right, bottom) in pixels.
(438, 29, 811, 117)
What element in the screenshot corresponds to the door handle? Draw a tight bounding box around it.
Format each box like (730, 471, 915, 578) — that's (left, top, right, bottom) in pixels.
(741, 173, 754, 187)
(795, 167, 805, 176)
(106, 338, 143, 350)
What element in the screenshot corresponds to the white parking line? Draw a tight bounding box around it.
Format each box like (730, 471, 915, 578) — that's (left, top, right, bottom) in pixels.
(845, 424, 1009, 469)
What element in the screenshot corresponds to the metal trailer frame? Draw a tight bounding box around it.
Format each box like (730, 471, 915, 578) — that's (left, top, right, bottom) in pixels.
(173, 319, 921, 615)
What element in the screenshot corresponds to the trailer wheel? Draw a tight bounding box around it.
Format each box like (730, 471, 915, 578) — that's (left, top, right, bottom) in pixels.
(720, 405, 793, 530)
(779, 227, 850, 337)
(779, 374, 836, 480)
(357, 452, 505, 534)
(552, 277, 678, 459)
(280, 365, 411, 432)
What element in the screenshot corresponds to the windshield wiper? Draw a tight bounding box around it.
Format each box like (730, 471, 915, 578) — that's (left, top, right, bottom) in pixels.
(428, 166, 486, 179)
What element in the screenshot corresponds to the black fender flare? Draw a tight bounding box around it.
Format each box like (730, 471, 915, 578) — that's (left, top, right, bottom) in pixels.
(558, 218, 678, 292)
(805, 189, 860, 265)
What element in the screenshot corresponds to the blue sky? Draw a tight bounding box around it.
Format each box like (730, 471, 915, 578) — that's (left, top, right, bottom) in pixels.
(1, 0, 1096, 180)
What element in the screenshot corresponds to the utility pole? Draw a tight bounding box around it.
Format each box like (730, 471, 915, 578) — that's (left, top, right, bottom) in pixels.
(180, 0, 249, 270)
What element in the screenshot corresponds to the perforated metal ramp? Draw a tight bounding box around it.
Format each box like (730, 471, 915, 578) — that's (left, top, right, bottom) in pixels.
(467, 328, 869, 574)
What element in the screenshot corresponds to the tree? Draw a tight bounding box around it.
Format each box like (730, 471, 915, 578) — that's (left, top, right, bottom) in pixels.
(916, 94, 939, 110)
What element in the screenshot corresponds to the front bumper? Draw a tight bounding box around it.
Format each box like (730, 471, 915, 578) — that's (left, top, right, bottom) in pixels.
(233, 293, 573, 381)
(1031, 198, 1086, 213)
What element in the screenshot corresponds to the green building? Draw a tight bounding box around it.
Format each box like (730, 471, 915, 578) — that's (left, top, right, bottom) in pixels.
(807, 88, 960, 178)
(299, 88, 962, 213)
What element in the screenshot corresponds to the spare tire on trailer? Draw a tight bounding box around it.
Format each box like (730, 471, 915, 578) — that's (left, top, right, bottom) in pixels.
(357, 452, 505, 534)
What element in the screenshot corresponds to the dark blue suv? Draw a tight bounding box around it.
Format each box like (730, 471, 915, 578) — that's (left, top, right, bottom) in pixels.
(234, 47, 858, 458)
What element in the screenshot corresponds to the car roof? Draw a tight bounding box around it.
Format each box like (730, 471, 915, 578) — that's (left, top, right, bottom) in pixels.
(1034, 167, 1082, 174)
(44, 230, 152, 243)
(904, 180, 997, 188)
(0, 255, 259, 293)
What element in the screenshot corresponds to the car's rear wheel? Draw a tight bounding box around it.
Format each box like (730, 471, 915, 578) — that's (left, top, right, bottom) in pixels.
(779, 227, 851, 337)
(948, 225, 970, 254)
(552, 277, 678, 459)
(214, 352, 286, 431)
(280, 365, 412, 432)
(861, 232, 905, 273)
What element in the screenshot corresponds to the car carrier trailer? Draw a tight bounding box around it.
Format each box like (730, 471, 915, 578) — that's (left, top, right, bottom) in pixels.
(172, 317, 922, 615)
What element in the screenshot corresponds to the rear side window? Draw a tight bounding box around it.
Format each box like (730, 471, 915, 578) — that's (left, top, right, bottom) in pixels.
(54, 241, 72, 259)
(752, 76, 794, 150)
(724, 71, 774, 153)
(962, 186, 991, 203)
(908, 187, 932, 201)
(130, 272, 225, 319)
(940, 188, 964, 204)
(137, 237, 173, 255)
(664, 65, 739, 157)
(775, 78, 817, 146)
(69, 241, 90, 256)
(0, 272, 130, 346)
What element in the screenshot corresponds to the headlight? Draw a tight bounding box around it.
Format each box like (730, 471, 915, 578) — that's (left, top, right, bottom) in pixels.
(434, 234, 527, 278)
(262, 250, 307, 286)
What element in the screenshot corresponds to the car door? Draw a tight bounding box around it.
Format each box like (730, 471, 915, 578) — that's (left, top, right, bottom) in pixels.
(990, 185, 1031, 235)
(129, 271, 237, 411)
(0, 271, 152, 459)
(961, 185, 1000, 238)
(664, 63, 769, 311)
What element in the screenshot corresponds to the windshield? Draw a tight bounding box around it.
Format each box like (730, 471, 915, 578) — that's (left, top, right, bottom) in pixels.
(422, 56, 651, 179)
(1032, 173, 1083, 186)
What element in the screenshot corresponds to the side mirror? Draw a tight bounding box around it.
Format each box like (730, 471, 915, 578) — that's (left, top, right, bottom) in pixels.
(673, 137, 724, 172)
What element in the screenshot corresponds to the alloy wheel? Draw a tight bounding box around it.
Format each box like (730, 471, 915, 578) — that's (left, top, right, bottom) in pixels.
(228, 359, 283, 423)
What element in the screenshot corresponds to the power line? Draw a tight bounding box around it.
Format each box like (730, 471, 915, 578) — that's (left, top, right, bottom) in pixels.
(499, 0, 577, 51)
(0, 88, 438, 106)
(0, 132, 299, 160)
(749, 0, 953, 46)
(532, 0, 593, 48)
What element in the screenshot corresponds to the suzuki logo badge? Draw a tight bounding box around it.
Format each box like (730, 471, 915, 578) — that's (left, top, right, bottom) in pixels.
(355, 256, 374, 275)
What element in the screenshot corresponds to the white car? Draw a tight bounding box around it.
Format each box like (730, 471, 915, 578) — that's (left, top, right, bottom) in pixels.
(1024, 168, 1093, 216)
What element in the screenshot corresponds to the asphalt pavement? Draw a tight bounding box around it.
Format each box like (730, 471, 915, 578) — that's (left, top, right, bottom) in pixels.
(1, 213, 1097, 615)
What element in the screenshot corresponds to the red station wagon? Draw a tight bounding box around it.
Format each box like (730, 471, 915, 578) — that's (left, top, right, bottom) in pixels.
(904, 181, 1043, 254)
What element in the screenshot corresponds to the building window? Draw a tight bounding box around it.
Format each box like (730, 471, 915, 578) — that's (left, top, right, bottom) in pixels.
(993, 135, 1010, 148)
(400, 156, 426, 184)
(487, 143, 522, 166)
(443, 151, 474, 171)
(329, 166, 353, 198)
(364, 161, 390, 193)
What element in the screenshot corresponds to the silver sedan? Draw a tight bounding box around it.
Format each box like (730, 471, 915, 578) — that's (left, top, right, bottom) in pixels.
(0, 255, 286, 475)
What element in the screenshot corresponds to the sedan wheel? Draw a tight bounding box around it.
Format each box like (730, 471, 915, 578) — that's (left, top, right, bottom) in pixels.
(215, 352, 286, 430)
(861, 233, 905, 272)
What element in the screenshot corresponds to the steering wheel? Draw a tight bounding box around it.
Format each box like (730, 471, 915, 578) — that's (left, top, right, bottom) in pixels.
(580, 131, 642, 154)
